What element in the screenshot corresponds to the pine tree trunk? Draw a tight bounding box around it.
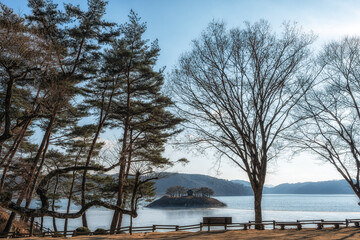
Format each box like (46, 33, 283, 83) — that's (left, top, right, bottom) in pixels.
(0, 121, 30, 192)
(81, 212, 88, 228)
(110, 155, 127, 233)
(52, 175, 59, 232)
(116, 133, 133, 231)
(64, 153, 79, 234)
(80, 112, 107, 228)
(3, 212, 15, 233)
(110, 100, 130, 233)
(3, 108, 57, 233)
(25, 134, 51, 211)
(40, 216, 43, 232)
(0, 134, 19, 168)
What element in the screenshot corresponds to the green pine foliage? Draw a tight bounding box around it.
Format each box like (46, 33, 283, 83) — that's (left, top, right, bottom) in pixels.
(0, 1, 183, 233)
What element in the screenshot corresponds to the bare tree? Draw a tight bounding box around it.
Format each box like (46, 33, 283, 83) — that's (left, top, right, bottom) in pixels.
(294, 37, 360, 200)
(172, 20, 315, 226)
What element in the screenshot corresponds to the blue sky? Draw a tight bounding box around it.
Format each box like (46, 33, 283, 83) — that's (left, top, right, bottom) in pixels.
(3, 0, 360, 185)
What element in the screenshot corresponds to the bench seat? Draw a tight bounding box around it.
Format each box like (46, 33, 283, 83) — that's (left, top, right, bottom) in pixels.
(203, 217, 232, 231)
(317, 221, 346, 229)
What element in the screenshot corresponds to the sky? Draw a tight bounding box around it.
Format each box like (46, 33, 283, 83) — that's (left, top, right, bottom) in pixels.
(3, 0, 360, 185)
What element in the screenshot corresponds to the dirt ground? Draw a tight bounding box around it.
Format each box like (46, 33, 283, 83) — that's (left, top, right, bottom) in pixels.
(19, 228, 360, 240)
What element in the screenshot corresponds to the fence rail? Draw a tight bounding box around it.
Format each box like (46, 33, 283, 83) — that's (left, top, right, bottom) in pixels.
(1, 218, 360, 238)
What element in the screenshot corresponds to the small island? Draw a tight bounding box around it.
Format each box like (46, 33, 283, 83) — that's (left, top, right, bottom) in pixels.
(147, 186, 226, 208)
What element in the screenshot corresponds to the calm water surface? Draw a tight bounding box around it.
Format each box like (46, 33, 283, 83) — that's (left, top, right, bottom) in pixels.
(35, 194, 360, 231)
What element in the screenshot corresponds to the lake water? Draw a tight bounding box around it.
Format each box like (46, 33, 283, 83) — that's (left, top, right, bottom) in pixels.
(35, 194, 360, 231)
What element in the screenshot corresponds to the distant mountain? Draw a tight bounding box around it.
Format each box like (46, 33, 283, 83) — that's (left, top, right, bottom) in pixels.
(154, 173, 253, 196)
(154, 173, 355, 196)
(263, 179, 353, 194)
(231, 180, 274, 188)
(231, 180, 251, 187)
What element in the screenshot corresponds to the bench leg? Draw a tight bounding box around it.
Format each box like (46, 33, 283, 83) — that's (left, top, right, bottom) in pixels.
(224, 224, 227, 231)
(297, 225, 302, 230)
(317, 224, 323, 230)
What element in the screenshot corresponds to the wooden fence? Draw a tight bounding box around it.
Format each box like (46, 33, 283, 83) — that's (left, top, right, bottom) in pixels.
(1, 218, 360, 238)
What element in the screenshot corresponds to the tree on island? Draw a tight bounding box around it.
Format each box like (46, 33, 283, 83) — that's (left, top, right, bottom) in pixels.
(171, 20, 315, 228)
(197, 187, 214, 198)
(166, 186, 215, 198)
(166, 186, 187, 197)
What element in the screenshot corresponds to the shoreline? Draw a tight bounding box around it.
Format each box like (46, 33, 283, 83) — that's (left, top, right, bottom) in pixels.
(18, 228, 360, 240)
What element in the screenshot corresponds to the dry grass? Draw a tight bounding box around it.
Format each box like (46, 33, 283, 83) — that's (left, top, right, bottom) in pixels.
(18, 228, 360, 240)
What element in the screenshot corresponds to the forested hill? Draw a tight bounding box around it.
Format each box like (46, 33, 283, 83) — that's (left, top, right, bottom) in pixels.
(154, 173, 355, 196)
(263, 179, 353, 194)
(154, 173, 253, 196)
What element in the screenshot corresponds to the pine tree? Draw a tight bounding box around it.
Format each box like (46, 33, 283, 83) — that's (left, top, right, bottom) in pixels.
(107, 10, 182, 232)
(2, 0, 116, 233)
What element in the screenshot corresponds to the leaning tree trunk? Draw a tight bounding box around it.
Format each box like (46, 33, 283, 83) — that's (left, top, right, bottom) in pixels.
(64, 149, 80, 235)
(51, 175, 59, 232)
(3, 107, 58, 233)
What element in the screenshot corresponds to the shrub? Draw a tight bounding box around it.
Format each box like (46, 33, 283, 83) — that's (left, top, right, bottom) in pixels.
(73, 227, 91, 236)
(94, 228, 107, 235)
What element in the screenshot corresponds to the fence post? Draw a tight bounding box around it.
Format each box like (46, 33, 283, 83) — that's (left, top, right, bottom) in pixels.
(129, 225, 132, 235)
(200, 222, 203, 231)
(175, 225, 179, 231)
(152, 225, 156, 232)
(273, 220, 276, 230)
(29, 217, 34, 237)
(346, 219, 349, 227)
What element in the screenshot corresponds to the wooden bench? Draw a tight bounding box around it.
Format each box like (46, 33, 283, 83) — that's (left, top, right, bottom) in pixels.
(203, 217, 232, 231)
(346, 219, 360, 227)
(276, 222, 302, 230)
(316, 221, 346, 229)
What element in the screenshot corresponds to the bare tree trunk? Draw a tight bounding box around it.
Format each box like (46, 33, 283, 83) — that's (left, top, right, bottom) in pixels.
(254, 188, 263, 229)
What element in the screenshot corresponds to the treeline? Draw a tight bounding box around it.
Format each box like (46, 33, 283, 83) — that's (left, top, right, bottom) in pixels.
(0, 0, 183, 234)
